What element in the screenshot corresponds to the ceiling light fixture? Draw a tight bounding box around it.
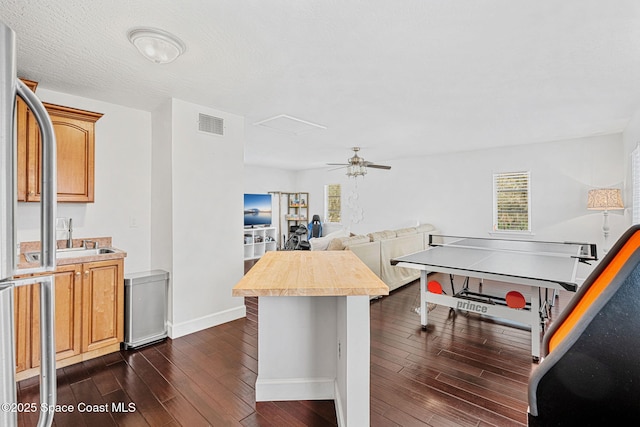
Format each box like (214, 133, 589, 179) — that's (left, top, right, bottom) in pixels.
(346, 147, 367, 178)
(346, 163, 367, 178)
(128, 27, 186, 64)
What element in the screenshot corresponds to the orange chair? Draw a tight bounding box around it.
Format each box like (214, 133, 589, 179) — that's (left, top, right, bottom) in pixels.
(528, 225, 640, 426)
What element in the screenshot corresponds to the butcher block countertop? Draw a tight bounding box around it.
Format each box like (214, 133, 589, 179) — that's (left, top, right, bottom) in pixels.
(233, 250, 389, 297)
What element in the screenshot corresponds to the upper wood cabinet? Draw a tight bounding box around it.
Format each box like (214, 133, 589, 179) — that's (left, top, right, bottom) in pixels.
(17, 79, 103, 203)
(16, 79, 37, 202)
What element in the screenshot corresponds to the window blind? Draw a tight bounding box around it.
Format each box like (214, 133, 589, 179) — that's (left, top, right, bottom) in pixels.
(493, 171, 530, 232)
(633, 146, 640, 224)
(325, 184, 342, 223)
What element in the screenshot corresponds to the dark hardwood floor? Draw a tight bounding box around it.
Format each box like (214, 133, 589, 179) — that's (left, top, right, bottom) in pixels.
(16, 274, 569, 426)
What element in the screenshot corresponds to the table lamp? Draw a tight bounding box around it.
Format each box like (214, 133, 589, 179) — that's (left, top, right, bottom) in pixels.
(587, 188, 624, 252)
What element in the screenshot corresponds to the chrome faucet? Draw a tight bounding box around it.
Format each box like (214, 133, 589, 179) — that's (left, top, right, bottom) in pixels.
(67, 218, 73, 248)
(82, 239, 98, 249)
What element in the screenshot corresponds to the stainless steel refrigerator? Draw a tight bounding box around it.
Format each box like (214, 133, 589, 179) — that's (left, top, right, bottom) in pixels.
(1, 21, 58, 427)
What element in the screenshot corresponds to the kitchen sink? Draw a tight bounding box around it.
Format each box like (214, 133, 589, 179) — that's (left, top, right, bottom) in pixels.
(24, 247, 116, 263)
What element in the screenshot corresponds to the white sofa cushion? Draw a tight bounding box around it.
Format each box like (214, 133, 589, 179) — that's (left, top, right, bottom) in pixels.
(347, 241, 382, 280)
(327, 234, 370, 250)
(368, 230, 397, 241)
(309, 228, 349, 251)
(416, 223, 436, 233)
(394, 227, 417, 237)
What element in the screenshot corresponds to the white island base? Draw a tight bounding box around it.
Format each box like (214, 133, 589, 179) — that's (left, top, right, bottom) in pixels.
(232, 251, 388, 427)
(256, 295, 370, 426)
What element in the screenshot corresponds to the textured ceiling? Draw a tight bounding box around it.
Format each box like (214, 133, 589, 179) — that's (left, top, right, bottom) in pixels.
(2, 0, 640, 170)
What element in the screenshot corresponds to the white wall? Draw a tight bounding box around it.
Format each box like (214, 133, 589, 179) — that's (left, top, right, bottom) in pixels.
(164, 98, 245, 337)
(244, 165, 296, 193)
(150, 99, 174, 318)
(16, 88, 152, 274)
(294, 134, 628, 263)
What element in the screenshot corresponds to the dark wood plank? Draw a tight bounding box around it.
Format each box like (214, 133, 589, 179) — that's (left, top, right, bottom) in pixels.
(16, 272, 572, 426)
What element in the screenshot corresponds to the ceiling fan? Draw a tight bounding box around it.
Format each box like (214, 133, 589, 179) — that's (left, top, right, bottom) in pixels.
(327, 147, 391, 177)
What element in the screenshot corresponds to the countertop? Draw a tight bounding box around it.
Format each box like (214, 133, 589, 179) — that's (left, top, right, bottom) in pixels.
(18, 237, 127, 270)
(232, 250, 389, 297)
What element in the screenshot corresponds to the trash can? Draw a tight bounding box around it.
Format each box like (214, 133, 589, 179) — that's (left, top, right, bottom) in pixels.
(123, 270, 169, 349)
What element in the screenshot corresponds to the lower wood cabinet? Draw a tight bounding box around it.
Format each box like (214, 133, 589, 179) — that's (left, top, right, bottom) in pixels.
(14, 258, 124, 380)
(82, 260, 124, 352)
(30, 264, 82, 368)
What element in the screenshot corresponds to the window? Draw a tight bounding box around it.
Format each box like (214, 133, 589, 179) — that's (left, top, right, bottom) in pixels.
(493, 171, 531, 232)
(633, 145, 640, 224)
(325, 184, 341, 223)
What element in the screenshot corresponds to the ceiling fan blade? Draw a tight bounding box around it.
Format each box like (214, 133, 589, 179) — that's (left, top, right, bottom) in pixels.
(328, 166, 348, 171)
(326, 163, 349, 166)
(366, 164, 391, 170)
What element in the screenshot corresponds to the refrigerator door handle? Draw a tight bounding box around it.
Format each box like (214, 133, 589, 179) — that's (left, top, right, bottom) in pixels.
(14, 81, 57, 427)
(4, 276, 56, 427)
(15, 79, 57, 273)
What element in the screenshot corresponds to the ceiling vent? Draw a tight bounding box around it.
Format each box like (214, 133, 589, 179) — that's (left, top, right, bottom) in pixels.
(253, 114, 326, 135)
(198, 113, 224, 136)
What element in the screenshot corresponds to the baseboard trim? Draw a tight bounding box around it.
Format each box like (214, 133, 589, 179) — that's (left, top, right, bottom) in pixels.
(168, 304, 246, 338)
(255, 377, 335, 402)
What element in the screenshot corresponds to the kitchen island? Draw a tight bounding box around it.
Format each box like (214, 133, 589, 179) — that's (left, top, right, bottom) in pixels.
(233, 250, 388, 426)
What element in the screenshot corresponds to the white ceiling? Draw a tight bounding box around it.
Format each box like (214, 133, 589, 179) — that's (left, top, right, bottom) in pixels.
(3, 0, 640, 170)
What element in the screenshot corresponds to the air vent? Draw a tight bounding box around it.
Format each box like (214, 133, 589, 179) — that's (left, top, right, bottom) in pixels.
(198, 113, 224, 135)
(253, 114, 326, 135)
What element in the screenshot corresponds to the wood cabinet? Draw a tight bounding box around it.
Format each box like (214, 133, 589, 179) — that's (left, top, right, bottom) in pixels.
(81, 260, 124, 352)
(27, 103, 102, 202)
(17, 79, 103, 202)
(14, 258, 124, 380)
(13, 285, 31, 373)
(30, 264, 82, 367)
(16, 79, 38, 202)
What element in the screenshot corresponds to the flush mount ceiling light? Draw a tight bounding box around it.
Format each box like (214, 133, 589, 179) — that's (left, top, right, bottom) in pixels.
(128, 27, 186, 64)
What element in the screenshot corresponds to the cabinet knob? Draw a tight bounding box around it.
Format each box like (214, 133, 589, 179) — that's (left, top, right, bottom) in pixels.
(75, 272, 81, 277)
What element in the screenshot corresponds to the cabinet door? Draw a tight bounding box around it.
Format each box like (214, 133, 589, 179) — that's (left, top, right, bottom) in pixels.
(16, 79, 38, 202)
(30, 265, 82, 367)
(81, 259, 124, 352)
(27, 103, 102, 203)
(14, 284, 32, 372)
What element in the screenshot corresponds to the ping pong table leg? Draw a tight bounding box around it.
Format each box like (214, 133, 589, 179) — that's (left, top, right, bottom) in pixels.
(420, 271, 428, 330)
(530, 285, 541, 362)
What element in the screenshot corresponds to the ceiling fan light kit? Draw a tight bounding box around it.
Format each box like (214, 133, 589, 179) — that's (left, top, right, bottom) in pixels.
(347, 163, 367, 178)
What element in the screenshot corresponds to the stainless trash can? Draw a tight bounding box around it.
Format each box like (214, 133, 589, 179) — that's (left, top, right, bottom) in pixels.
(123, 270, 169, 349)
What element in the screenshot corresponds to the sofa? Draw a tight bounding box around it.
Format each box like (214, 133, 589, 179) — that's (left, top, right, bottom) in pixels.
(310, 223, 439, 292)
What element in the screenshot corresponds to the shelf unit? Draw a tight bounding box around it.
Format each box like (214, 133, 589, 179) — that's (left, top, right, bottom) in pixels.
(284, 192, 309, 231)
(268, 191, 311, 250)
(244, 227, 277, 260)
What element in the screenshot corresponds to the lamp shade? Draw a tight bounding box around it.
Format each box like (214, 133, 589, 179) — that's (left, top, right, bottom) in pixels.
(587, 188, 624, 210)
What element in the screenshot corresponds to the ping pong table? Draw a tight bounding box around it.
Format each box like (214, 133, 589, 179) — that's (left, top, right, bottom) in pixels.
(391, 235, 597, 361)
